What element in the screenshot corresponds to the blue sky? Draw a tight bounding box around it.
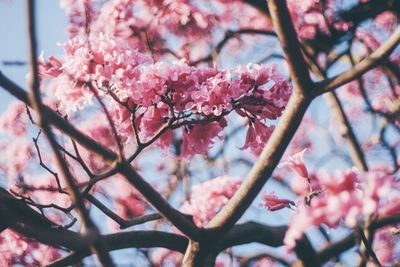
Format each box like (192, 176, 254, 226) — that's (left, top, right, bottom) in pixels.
(0, 1, 67, 110)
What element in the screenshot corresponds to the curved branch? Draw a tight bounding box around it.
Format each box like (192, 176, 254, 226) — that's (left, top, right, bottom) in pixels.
(267, 0, 314, 96)
(46, 231, 188, 267)
(318, 215, 400, 264)
(206, 93, 311, 231)
(316, 26, 400, 95)
(0, 71, 117, 161)
(48, 221, 288, 267)
(206, 0, 313, 236)
(0, 72, 200, 241)
(192, 29, 277, 65)
(25, 1, 113, 265)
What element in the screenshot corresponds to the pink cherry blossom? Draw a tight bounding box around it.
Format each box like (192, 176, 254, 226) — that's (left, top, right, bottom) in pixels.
(0, 138, 35, 183)
(0, 101, 29, 137)
(180, 176, 242, 227)
(260, 191, 295, 211)
(38, 34, 291, 157)
(379, 197, 400, 217)
(151, 248, 182, 267)
(241, 120, 275, 155)
(114, 192, 146, 219)
(373, 227, 400, 265)
(283, 169, 399, 249)
(181, 122, 224, 158)
(375, 11, 397, 31)
(0, 229, 61, 266)
(279, 149, 309, 178)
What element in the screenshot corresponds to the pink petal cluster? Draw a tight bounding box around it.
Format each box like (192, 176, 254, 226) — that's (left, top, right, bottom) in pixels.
(0, 229, 61, 266)
(59, 0, 346, 58)
(287, 0, 330, 39)
(180, 176, 242, 227)
(101, 175, 147, 221)
(284, 169, 399, 249)
(151, 248, 182, 267)
(114, 192, 146, 220)
(373, 227, 400, 265)
(241, 120, 275, 155)
(0, 138, 35, 183)
(39, 34, 291, 157)
(59, 0, 274, 58)
(59, 0, 95, 37)
(277, 149, 323, 196)
(181, 121, 224, 157)
(278, 149, 309, 178)
(0, 101, 29, 137)
(375, 11, 398, 31)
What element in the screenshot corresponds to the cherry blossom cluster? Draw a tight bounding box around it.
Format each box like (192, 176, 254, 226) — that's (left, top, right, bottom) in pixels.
(0, 102, 35, 183)
(284, 168, 399, 248)
(0, 229, 61, 266)
(38, 33, 291, 157)
(373, 226, 400, 265)
(266, 150, 400, 250)
(180, 176, 242, 226)
(59, 0, 272, 59)
(286, 0, 331, 39)
(58, 0, 364, 61)
(0, 0, 398, 265)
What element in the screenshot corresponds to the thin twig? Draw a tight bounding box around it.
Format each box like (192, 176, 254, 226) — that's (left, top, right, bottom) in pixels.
(25, 1, 114, 265)
(316, 26, 400, 95)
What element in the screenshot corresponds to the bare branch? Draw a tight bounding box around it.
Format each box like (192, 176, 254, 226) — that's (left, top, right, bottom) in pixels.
(25, 1, 114, 265)
(316, 26, 400, 95)
(0, 68, 201, 241)
(267, 0, 314, 96)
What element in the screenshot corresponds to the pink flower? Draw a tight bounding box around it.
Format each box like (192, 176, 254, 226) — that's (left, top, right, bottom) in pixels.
(151, 248, 182, 267)
(0, 138, 34, 183)
(375, 11, 397, 31)
(241, 120, 275, 155)
(114, 192, 146, 220)
(181, 121, 224, 157)
(139, 105, 173, 148)
(279, 149, 309, 178)
(36, 30, 291, 158)
(0, 230, 62, 266)
(38, 53, 63, 78)
(0, 102, 29, 137)
(283, 169, 399, 249)
(287, 0, 330, 40)
(180, 176, 241, 227)
(373, 227, 400, 265)
(260, 191, 295, 211)
(319, 169, 358, 194)
(379, 197, 400, 217)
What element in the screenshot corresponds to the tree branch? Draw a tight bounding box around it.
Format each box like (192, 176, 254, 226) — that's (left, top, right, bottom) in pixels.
(25, 1, 114, 265)
(0, 71, 201, 241)
(316, 26, 400, 95)
(267, 0, 314, 96)
(206, 0, 313, 237)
